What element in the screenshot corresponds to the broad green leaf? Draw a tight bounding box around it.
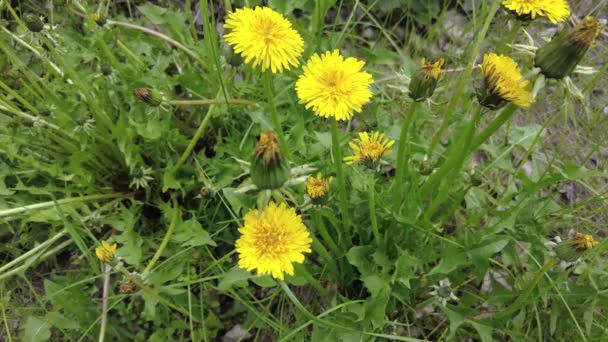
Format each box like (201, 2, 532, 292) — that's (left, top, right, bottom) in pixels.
(21, 316, 51, 342)
(172, 218, 216, 247)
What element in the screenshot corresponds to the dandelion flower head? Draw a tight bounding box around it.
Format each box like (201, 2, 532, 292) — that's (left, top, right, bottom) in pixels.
(502, 0, 570, 24)
(236, 202, 312, 280)
(296, 50, 373, 121)
(480, 53, 534, 108)
(573, 232, 598, 251)
(420, 58, 444, 80)
(344, 131, 395, 165)
(224, 7, 304, 73)
(306, 173, 333, 199)
(95, 240, 117, 264)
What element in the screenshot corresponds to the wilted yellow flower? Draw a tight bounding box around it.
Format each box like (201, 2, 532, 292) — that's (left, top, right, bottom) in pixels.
(409, 58, 444, 101)
(296, 50, 373, 121)
(573, 233, 598, 251)
(344, 131, 395, 165)
(95, 240, 117, 264)
(535, 16, 601, 79)
(478, 53, 533, 109)
(502, 0, 570, 24)
(236, 202, 312, 280)
(224, 7, 303, 73)
(306, 173, 333, 200)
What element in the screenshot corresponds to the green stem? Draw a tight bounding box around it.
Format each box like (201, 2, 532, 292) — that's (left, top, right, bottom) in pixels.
(427, 0, 502, 156)
(144, 198, 179, 274)
(311, 212, 341, 258)
(0, 240, 72, 282)
(98, 264, 110, 342)
(0, 230, 67, 274)
(263, 72, 291, 160)
(279, 281, 348, 332)
(170, 98, 257, 106)
(0, 193, 127, 218)
(330, 119, 351, 236)
(312, 238, 340, 281)
(368, 175, 381, 247)
(395, 102, 418, 191)
(176, 103, 217, 167)
(469, 104, 518, 153)
(298, 264, 330, 296)
(493, 259, 556, 320)
(419, 107, 484, 197)
(497, 21, 521, 54)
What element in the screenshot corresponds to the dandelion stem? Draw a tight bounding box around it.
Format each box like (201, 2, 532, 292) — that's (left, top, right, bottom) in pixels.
(98, 264, 110, 342)
(426, 0, 502, 157)
(311, 211, 341, 257)
(395, 102, 418, 192)
(420, 107, 484, 200)
(262, 72, 291, 160)
(493, 258, 556, 320)
(368, 175, 381, 247)
(170, 98, 257, 106)
(469, 104, 518, 153)
(143, 198, 179, 275)
(0, 230, 67, 274)
(311, 239, 340, 281)
(175, 102, 217, 168)
(330, 119, 351, 236)
(0, 193, 127, 219)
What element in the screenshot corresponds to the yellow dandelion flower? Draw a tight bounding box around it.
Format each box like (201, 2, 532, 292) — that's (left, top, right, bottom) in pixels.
(409, 58, 444, 101)
(344, 131, 395, 165)
(306, 173, 333, 199)
(95, 240, 117, 264)
(296, 50, 373, 121)
(236, 202, 312, 280)
(502, 0, 570, 24)
(420, 58, 444, 80)
(573, 233, 598, 251)
(478, 53, 533, 109)
(224, 7, 303, 73)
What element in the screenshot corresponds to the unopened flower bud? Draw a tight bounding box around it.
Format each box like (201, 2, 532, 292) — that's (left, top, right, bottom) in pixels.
(24, 13, 44, 33)
(100, 62, 112, 76)
(134, 87, 163, 107)
(250, 131, 290, 190)
(535, 17, 601, 79)
(90, 12, 106, 26)
(409, 58, 444, 101)
(554, 232, 598, 262)
(118, 279, 137, 294)
(419, 159, 434, 176)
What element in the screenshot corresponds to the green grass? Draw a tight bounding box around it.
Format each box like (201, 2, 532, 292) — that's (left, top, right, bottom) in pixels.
(1, 0, 608, 341)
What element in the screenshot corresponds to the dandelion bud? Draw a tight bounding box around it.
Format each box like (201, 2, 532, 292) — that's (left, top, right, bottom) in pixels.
(419, 159, 434, 175)
(90, 12, 106, 26)
(306, 173, 332, 204)
(470, 168, 482, 186)
(23, 13, 44, 33)
(554, 232, 598, 262)
(134, 87, 162, 107)
(95, 240, 117, 264)
(100, 62, 112, 76)
(535, 17, 601, 79)
(409, 58, 444, 102)
(118, 279, 137, 294)
(250, 131, 290, 190)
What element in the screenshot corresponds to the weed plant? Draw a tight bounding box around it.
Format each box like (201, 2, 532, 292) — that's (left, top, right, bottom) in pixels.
(0, 0, 607, 341)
